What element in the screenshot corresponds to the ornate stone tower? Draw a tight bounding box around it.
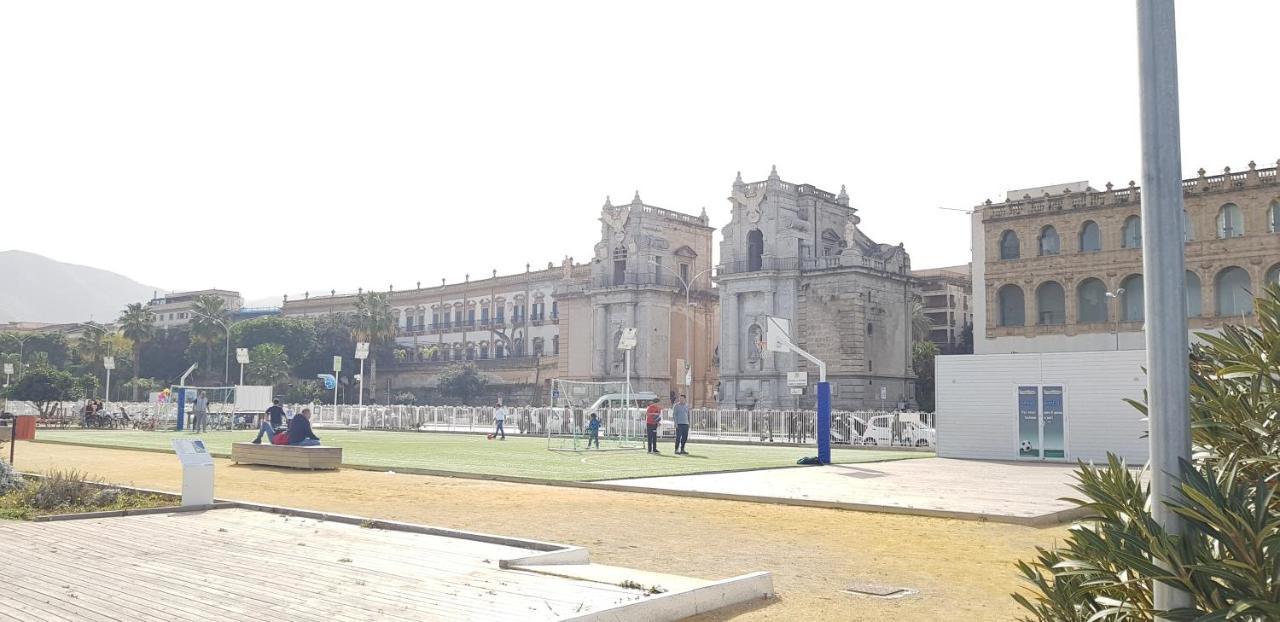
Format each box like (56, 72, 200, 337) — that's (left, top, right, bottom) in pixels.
(716, 167, 917, 410)
(557, 192, 719, 405)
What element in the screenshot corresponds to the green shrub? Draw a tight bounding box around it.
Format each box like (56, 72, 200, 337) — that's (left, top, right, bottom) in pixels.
(0, 459, 22, 495)
(26, 469, 101, 510)
(1013, 285, 1280, 621)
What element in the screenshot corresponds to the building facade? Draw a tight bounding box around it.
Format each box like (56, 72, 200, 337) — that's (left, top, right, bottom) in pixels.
(148, 289, 244, 329)
(912, 264, 973, 353)
(715, 167, 916, 410)
(972, 160, 1280, 354)
(557, 192, 719, 406)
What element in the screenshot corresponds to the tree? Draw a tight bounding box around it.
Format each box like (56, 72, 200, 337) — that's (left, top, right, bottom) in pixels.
(118, 303, 156, 400)
(0, 332, 71, 372)
(911, 301, 933, 343)
(6, 367, 79, 417)
(140, 327, 193, 384)
(352, 292, 397, 404)
(246, 343, 290, 388)
(911, 340, 939, 412)
(300, 313, 355, 379)
(436, 363, 488, 404)
(1013, 285, 1280, 621)
(189, 295, 228, 381)
(231, 316, 317, 364)
(957, 322, 974, 355)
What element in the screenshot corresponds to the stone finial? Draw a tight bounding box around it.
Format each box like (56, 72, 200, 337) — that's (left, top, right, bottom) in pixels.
(631, 190, 643, 206)
(492, 269, 497, 278)
(1248, 160, 1256, 170)
(464, 273, 469, 283)
(330, 289, 335, 296)
(1023, 194, 1031, 200)
(768, 164, 780, 181)
(984, 199, 992, 205)
(526, 263, 531, 272)
(837, 184, 849, 206)
(1063, 188, 1071, 194)
(358, 287, 363, 295)
(1129, 180, 1137, 188)
(416, 281, 421, 289)
(1105, 181, 1113, 191)
(1198, 168, 1206, 176)
(1043, 191, 1050, 198)
(603, 195, 612, 209)
(1224, 166, 1231, 174)
(283, 294, 289, 302)
(389, 284, 394, 292)
(733, 171, 745, 189)
(699, 206, 708, 222)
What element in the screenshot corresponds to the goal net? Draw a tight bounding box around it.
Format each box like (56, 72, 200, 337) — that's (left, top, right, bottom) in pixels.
(547, 379, 644, 452)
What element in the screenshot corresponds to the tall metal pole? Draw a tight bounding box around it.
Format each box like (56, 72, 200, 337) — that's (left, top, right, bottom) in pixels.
(223, 328, 230, 385)
(1136, 0, 1192, 614)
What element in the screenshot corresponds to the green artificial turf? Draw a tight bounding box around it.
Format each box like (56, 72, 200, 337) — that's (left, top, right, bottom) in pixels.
(34, 429, 929, 482)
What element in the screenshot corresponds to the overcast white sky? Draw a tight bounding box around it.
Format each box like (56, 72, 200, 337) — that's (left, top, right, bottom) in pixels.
(3, 1, 1277, 302)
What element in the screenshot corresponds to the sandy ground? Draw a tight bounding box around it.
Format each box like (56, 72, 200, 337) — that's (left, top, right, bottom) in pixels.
(11, 442, 1067, 621)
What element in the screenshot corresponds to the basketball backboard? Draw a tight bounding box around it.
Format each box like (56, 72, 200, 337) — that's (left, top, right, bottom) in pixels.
(765, 316, 793, 353)
(618, 327, 638, 350)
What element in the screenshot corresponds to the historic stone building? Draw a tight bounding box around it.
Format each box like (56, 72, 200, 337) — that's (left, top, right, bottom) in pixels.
(715, 167, 917, 410)
(556, 192, 719, 406)
(972, 160, 1280, 354)
(281, 261, 586, 403)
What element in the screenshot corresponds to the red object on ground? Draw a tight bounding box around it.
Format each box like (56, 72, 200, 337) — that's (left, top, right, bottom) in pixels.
(13, 415, 36, 441)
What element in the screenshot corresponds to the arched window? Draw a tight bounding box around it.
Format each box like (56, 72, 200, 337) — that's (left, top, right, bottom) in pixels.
(1215, 267, 1253, 316)
(1077, 278, 1108, 323)
(997, 285, 1025, 327)
(1217, 203, 1244, 238)
(1122, 216, 1142, 249)
(479, 343, 489, 359)
(495, 342, 505, 358)
(1038, 226, 1060, 256)
(1185, 270, 1202, 318)
(1267, 263, 1280, 287)
(1035, 281, 1065, 325)
(746, 229, 764, 271)
(1270, 200, 1280, 234)
(999, 230, 1020, 260)
(1079, 221, 1101, 252)
(1183, 209, 1194, 242)
(552, 334, 560, 355)
(532, 337, 545, 357)
(1120, 274, 1144, 322)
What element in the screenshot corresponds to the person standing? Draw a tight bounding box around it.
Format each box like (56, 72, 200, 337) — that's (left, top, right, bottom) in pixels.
(493, 401, 507, 440)
(645, 398, 662, 454)
(252, 399, 286, 444)
(673, 394, 691, 455)
(586, 412, 601, 449)
(193, 391, 209, 433)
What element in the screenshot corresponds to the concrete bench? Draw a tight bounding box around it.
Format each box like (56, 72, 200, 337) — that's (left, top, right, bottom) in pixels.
(231, 442, 342, 470)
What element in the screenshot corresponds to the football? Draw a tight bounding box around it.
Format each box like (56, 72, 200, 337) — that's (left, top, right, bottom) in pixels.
(1020, 440, 1034, 453)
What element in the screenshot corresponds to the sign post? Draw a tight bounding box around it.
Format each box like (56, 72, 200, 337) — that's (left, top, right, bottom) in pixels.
(767, 317, 830, 463)
(354, 342, 370, 429)
(332, 356, 342, 408)
(236, 348, 250, 385)
(102, 356, 115, 407)
(171, 439, 214, 506)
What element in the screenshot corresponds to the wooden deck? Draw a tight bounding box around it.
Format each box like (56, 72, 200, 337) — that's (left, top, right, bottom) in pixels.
(0, 508, 687, 621)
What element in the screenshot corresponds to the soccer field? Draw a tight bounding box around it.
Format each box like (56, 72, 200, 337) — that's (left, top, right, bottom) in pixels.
(33, 429, 928, 482)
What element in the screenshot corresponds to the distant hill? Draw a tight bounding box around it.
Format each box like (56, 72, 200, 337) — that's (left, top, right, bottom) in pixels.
(0, 250, 162, 324)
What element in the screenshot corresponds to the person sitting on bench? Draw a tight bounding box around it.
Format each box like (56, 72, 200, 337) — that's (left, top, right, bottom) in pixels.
(286, 408, 321, 446)
(252, 399, 287, 444)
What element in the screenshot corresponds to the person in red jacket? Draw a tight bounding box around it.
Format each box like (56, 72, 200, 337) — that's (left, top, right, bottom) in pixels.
(645, 398, 663, 454)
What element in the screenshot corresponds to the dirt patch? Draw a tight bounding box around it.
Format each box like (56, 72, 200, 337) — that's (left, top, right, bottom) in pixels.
(11, 441, 1066, 621)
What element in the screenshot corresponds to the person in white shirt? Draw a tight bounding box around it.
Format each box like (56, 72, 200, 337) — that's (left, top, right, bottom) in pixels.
(493, 401, 507, 440)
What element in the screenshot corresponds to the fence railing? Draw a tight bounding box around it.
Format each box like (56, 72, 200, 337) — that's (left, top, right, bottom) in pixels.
(7, 400, 937, 449)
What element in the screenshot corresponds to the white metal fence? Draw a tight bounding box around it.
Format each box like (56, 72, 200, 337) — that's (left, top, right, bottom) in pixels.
(4, 399, 937, 449)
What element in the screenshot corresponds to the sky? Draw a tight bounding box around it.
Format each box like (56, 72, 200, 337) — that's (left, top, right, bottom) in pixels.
(3, 1, 1278, 303)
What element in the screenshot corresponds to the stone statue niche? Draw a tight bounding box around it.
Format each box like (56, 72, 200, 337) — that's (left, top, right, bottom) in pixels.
(747, 324, 763, 371)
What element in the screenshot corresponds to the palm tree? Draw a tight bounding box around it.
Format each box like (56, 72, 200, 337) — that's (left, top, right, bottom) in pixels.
(189, 295, 228, 379)
(911, 301, 933, 343)
(118, 303, 155, 400)
(352, 292, 397, 404)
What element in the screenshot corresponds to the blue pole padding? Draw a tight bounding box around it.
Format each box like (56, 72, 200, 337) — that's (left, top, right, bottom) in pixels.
(176, 388, 187, 432)
(816, 381, 831, 464)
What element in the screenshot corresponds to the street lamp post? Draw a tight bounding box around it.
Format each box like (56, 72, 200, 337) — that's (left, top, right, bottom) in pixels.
(1104, 288, 1126, 351)
(649, 260, 715, 404)
(189, 311, 231, 384)
(76, 323, 113, 404)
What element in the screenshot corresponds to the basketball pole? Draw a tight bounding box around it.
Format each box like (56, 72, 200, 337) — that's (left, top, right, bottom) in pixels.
(766, 316, 830, 463)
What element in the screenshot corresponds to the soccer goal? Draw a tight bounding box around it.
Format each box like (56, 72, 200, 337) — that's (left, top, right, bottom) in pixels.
(163, 385, 273, 431)
(547, 379, 645, 452)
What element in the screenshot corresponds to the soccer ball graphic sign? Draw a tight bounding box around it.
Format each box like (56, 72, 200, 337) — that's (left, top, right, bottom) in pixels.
(1020, 440, 1035, 455)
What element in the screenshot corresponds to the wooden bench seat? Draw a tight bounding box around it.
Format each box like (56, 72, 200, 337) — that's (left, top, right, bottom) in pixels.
(231, 442, 342, 470)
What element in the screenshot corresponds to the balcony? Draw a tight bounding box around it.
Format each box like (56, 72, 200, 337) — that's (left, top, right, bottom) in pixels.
(718, 254, 898, 276)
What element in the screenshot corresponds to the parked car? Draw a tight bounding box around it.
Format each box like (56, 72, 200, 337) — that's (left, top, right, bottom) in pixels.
(860, 414, 936, 448)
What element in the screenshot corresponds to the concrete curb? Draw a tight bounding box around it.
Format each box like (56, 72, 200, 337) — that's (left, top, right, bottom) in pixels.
(564, 572, 775, 622)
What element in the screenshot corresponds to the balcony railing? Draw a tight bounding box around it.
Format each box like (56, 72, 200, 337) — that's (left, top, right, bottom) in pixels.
(719, 254, 897, 276)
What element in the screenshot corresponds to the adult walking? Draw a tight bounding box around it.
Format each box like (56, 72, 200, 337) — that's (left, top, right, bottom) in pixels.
(672, 394, 691, 454)
(493, 401, 507, 440)
(192, 391, 209, 433)
(645, 397, 662, 454)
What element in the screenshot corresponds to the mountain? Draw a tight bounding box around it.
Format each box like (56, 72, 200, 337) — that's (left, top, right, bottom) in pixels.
(0, 250, 162, 324)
